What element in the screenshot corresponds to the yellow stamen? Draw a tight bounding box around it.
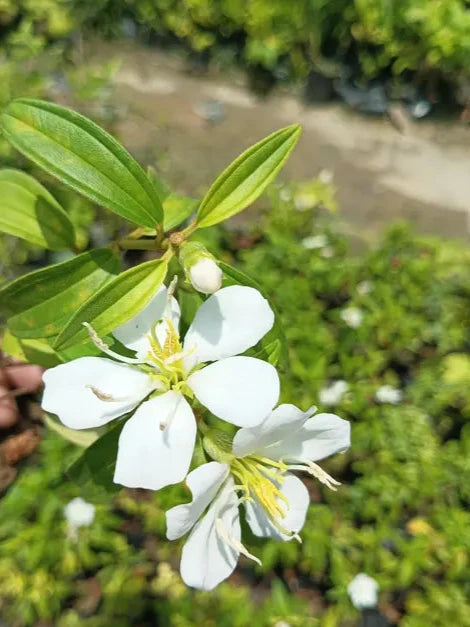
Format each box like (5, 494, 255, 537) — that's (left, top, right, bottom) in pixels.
(230, 456, 297, 539)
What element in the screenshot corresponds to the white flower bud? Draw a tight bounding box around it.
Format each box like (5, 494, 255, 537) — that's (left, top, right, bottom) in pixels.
(189, 257, 222, 294)
(347, 573, 379, 609)
(63, 497, 95, 529)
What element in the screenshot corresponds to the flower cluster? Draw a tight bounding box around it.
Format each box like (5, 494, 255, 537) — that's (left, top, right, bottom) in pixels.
(42, 282, 350, 590)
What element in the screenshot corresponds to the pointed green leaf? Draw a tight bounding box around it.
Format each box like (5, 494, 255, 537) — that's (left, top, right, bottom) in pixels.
(2, 329, 62, 368)
(1, 249, 121, 339)
(66, 419, 125, 492)
(0, 169, 75, 249)
(219, 261, 288, 367)
(197, 124, 301, 228)
(1, 98, 162, 228)
(44, 414, 99, 448)
(163, 193, 198, 231)
(54, 257, 169, 350)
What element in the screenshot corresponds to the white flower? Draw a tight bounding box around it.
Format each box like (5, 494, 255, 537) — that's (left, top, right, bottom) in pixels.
(301, 235, 328, 250)
(42, 285, 279, 492)
(318, 168, 333, 184)
(348, 573, 379, 609)
(375, 384, 403, 404)
(319, 380, 348, 406)
(357, 280, 372, 296)
(188, 257, 222, 294)
(64, 497, 95, 529)
(166, 404, 350, 590)
(340, 306, 363, 329)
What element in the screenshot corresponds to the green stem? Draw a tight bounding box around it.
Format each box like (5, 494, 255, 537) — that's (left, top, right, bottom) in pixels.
(180, 220, 198, 238)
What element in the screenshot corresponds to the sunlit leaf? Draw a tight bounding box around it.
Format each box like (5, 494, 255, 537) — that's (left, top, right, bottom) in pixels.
(1, 98, 162, 227)
(197, 124, 301, 228)
(2, 329, 61, 368)
(54, 257, 169, 350)
(1, 248, 121, 339)
(0, 169, 75, 249)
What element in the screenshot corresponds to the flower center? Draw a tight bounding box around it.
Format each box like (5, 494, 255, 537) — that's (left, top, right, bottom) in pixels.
(231, 455, 299, 539)
(145, 318, 193, 396)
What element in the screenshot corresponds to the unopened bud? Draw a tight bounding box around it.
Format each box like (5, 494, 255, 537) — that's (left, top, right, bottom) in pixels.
(180, 242, 222, 294)
(203, 429, 234, 464)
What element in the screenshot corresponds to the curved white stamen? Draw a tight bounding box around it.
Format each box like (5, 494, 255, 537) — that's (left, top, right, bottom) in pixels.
(83, 323, 144, 365)
(287, 460, 341, 491)
(215, 518, 261, 566)
(159, 394, 182, 432)
(86, 385, 133, 403)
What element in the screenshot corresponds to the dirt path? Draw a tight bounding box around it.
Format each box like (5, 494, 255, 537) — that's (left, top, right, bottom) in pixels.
(87, 39, 470, 243)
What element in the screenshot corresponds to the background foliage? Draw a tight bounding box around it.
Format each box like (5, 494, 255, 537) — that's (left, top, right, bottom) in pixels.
(2, 0, 470, 101)
(1, 178, 470, 624)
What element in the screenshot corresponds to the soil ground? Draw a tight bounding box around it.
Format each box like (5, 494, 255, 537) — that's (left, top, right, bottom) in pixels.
(85, 39, 470, 245)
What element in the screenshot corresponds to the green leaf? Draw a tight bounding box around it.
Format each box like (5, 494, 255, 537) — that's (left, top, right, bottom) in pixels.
(44, 414, 99, 448)
(1, 98, 162, 228)
(54, 257, 169, 350)
(1, 248, 121, 339)
(219, 261, 288, 367)
(66, 419, 125, 492)
(163, 193, 198, 231)
(197, 124, 301, 228)
(0, 169, 75, 249)
(2, 329, 62, 368)
(147, 165, 170, 202)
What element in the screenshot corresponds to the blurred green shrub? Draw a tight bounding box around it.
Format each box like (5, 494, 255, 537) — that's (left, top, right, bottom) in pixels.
(2, 180, 470, 624)
(5, 0, 470, 97)
(77, 0, 470, 97)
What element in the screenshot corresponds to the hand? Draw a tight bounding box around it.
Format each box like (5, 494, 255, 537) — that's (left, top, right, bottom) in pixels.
(0, 358, 44, 428)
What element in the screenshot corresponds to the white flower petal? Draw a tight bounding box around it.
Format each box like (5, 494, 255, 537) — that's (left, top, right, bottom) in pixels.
(180, 479, 240, 591)
(245, 474, 309, 540)
(113, 391, 196, 491)
(348, 573, 379, 609)
(233, 404, 316, 458)
(183, 285, 274, 366)
(63, 497, 95, 528)
(166, 462, 229, 540)
(188, 356, 279, 427)
(189, 258, 223, 294)
(259, 411, 351, 463)
(233, 405, 350, 463)
(113, 285, 180, 359)
(42, 357, 154, 429)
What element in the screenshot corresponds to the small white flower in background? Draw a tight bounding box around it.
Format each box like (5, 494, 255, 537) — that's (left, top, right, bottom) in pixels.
(166, 404, 350, 590)
(279, 188, 292, 202)
(340, 306, 363, 329)
(64, 497, 95, 538)
(42, 284, 278, 492)
(188, 257, 222, 294)
(301, 234, 328, 250)
(375, 384, 403, 405)
(357, 280, 373, 296)
(319, 380, 348, 406)
(318, 168, 333, 184)
(348, 573, 379, 609)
